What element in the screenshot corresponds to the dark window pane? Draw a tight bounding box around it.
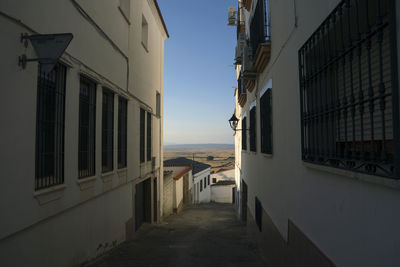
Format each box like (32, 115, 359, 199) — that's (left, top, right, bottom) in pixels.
(35, 63, 66, 190)
(260, 89, 272, 154)
(250, 107, 256, 152)
(147, 112, 152, 161)
(242, 117, 247, 150)
(102, 89, 114, 173)
(118, 97, 128, 168)
(140, 108, 145, 163)
(79, 77, 96, 178)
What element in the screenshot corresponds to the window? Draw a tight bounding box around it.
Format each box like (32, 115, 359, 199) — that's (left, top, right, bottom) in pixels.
(260, 88, 272, 154)
(102, 88, 114, 173)
(242, 117, 247, 150)
(298, 0, 399, 178)
(250, 0, 271, 55)
(147, 112, 152, 161)
(250, 106, 256, 152)
(141, 15, 148, 50)
(212, 178, 217, 183)
(200, 180, 203, 192)
(140, 108, 145, 163)
(204, 177, 206, 188)
(156, 92, 161, 117)
(208, 175, 210, 185)
(35, 63, 66, 190)
(118, 97, 128, 169)
(79, 76, 96, 178)
(255, 197, 262, 232)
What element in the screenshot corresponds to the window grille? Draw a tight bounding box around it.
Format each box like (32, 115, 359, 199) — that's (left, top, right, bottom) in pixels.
(140, 108, 145, 163)
(255, 197, 262, 232)
(156, 92, 161, 117)
(147, 112, 152, 161)
(35, 63, 66, 190)
(250, 0, 271, 56)
(242, 117, 247, 150)
(102, 88, 114, 173)
(298, 0, 399, 178)
(212, 178, 217, 183)
(250, 106, 257, 152)
(79, 76, 96, 178)
(260, 89, 272, 154)
(208, 175, 210, 185)
(204, 177, 207, 188)
(118, 97, 128, 169)
(200, 180, 203, 192)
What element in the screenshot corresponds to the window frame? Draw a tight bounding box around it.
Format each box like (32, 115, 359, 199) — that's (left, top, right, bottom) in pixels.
(102, 88, 114, 173)
(260, 82, 272, 154)
(140, 108, 145, 163)
(118, 96, 128, 169)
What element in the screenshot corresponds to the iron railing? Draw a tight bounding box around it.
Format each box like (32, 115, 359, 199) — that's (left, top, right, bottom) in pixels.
(298, 0, 399, 178)
(250, 0, 271, 56)
(250, 106, 256, 151)
(35, 63, 66, 190)
(118, 97, 128, 169)
(78, 76, 96, 178)
(102, 88, 114, 173)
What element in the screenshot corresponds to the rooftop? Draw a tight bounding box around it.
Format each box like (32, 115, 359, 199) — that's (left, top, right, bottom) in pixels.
(164, 157, 211, 175)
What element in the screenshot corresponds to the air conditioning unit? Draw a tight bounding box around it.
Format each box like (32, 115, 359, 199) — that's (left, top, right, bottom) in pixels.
(228, 6, 236, 26)
(151, 156, 156, 169)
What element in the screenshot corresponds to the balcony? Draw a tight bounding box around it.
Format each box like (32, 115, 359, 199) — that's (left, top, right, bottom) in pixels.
(237, 74, 246, 107)
(242, 44, 256, 92)
(250, 0, 271, 73)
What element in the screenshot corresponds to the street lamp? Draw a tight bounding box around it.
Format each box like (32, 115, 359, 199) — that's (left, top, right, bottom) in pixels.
(228, 114, 239, 131)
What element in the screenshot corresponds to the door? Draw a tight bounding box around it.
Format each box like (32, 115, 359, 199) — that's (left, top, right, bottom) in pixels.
(135, 178, 152, 230)
(153, 177, 157, 223)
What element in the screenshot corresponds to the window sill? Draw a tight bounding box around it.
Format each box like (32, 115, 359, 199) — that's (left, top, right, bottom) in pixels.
(77, 175, 96, 191)
(262, 153, 273, 158)
(303, 162, 400, 190)
(141, 42, 149, 53)
(101, 171, 114, 183)
(33, 184, 66, 205)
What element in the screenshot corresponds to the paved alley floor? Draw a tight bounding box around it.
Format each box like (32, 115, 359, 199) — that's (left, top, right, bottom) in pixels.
(89, 203, 268, 267)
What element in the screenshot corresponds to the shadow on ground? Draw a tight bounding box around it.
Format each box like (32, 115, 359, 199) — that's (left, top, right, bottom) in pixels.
(88, 203, 268, 267)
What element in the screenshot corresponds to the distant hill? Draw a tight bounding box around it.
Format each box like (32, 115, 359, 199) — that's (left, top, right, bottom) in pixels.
(164, 143, 234, 150)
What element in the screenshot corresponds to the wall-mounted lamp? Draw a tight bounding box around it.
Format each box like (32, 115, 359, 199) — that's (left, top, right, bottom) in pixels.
(19, 33, 73, 74)
(228, 114, 239, 131)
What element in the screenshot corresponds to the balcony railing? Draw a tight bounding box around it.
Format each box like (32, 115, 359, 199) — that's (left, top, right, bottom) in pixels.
(250, 0, 271, 73)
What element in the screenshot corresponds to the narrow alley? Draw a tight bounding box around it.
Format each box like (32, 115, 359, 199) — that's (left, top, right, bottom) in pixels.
(88, 204, 268, 267)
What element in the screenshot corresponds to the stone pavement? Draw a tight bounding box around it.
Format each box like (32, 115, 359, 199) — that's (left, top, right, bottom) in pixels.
(88, 203, 268, 267)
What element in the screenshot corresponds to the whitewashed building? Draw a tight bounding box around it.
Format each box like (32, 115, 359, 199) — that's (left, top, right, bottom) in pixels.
(164, 157, 211, 204)
(210, 168, 235, 203)
(0, 0, 168, 266)
(231, 0, 400, 266)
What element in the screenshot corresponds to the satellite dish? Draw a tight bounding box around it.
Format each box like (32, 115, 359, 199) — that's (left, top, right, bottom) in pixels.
(228, 6, 236, 26)
(19, 33, 73, 74)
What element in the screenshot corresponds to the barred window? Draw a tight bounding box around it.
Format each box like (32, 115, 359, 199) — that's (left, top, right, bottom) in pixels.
(79, 76, 96, 178)
(204, 177, 207, 188)
(250, 0, 271, 55)
(140, 108, 145, 163)
(118, 97, 128, 169)
(147, 112, 152, 161)
(200, 180, 203, 192)
(250, 106, 256, 152)
(35, 63, 66, 190)
(156, 92, 161, 117)
(260, 89, 272, 154)
(242, 117, 247, 150)
(299, 0, 399, 178)
(208, 175, 210, 185)
(102, 88, 114, 173)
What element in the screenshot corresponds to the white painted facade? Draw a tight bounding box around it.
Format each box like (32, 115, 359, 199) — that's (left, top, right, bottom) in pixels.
(233, 0, 400, 266)
(211, 184, 235, 203)
(211, 169, 235, 184)
(0, 0, 168, 266)
(193, 168, 211, 203)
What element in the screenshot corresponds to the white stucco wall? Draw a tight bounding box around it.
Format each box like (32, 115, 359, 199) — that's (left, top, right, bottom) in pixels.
(0, 0, 167, 265)
(174, 178, 183, 209)
(236, 0, 400, 266)
(211, 169, 235, 184)
(211, 185, 235, 203)
(193, 168, 211, 203)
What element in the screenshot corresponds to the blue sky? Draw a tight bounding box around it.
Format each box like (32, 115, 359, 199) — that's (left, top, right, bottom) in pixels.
(157, 0, 237, 144)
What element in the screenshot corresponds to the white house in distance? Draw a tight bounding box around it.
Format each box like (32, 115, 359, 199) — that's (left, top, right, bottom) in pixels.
(210, 168, 235, 203)
(164, 157, 211, 204)
(0, 0, 168, 266)
(231, 0, 400, 266)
